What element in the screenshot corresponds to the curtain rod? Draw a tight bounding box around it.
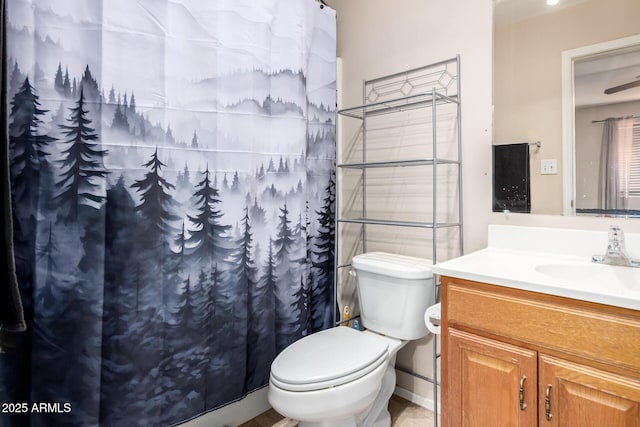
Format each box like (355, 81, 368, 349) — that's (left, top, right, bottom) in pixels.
(592, 115, 640, 123)
(493, 141, 541, 148)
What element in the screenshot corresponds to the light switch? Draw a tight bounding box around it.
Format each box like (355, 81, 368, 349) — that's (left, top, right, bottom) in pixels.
(541, 159, 557, 175)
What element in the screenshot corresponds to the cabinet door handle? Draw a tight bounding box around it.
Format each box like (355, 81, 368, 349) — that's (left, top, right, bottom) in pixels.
(519, 376, 527, 410)
(545, 384, 553, 421)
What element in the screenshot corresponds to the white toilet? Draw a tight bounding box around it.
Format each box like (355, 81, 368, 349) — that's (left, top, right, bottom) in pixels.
(268, 252, 434, 427)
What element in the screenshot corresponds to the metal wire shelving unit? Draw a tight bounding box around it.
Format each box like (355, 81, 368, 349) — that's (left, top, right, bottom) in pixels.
(333, 56, 462, 427)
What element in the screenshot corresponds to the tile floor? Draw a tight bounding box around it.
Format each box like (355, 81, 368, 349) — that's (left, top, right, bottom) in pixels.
(239, 395, 434, 427)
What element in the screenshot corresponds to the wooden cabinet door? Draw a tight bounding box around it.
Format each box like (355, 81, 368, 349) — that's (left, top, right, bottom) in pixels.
(447, 329, 538, 427)
(539, 354, 640, 427)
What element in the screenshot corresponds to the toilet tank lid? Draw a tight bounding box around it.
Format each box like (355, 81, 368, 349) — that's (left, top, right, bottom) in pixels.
(352, 252, 433, 279)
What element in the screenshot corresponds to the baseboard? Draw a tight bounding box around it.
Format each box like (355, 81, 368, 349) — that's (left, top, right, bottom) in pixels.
(181, 384, 434, 426)
(393, 386, 440, 413)
(178, 387, 270, 427)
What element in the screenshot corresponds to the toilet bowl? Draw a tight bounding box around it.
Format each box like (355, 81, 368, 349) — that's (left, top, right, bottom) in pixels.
(268, 252, 434, 427)
(268, 327, 403, 426)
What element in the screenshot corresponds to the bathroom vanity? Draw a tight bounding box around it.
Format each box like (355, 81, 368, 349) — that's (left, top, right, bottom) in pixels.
(433, 225, 640, 427)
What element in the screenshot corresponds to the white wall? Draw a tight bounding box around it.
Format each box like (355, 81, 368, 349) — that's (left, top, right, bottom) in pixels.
(328, 0, 493, 405)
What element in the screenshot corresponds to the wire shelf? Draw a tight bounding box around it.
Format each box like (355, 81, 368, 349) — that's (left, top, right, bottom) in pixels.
(333, 56, 462, 427)
(337, 218, 461, 229)
(338, 158, 460, 169)
(338, 92, 459, 120)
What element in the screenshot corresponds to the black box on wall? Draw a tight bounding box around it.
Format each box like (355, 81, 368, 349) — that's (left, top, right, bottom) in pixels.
(492, 143, 531, 213)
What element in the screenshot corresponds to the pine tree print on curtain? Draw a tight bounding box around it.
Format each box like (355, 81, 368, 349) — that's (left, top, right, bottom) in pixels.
(0, 1, 336, 426)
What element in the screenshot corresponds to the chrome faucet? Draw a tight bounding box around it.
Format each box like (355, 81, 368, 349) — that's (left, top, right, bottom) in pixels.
(592, 225, 640, 267)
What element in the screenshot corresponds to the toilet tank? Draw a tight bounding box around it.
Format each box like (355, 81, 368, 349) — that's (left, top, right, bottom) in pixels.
(351, 252, 434, 340)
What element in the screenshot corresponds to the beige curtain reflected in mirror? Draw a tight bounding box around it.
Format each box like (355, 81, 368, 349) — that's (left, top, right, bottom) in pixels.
(599, 118, 634, 209)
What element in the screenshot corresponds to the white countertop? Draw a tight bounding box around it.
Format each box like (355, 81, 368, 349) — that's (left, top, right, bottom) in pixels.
(432, 225, 640, 311)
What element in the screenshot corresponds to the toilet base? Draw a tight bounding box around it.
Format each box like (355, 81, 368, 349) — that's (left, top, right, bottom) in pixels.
(292, 363, 395, 427)
(268, 332, 406, 427)
(373, 409, 391, 427)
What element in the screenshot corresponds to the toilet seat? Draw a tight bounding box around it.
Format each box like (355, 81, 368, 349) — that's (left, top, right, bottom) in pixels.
(270, 327, 389, 392)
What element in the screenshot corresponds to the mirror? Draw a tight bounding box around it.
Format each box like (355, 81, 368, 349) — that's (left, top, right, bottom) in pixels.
(492, 0, 640, 216)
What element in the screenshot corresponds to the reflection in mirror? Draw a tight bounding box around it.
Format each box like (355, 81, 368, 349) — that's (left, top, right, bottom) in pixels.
(572, 43, 640, 217)
(492, 0, 640, 216)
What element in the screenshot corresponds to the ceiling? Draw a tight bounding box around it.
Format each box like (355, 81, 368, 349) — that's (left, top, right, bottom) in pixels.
(493, 0, 589, 26)
(574, 46, 640, 107)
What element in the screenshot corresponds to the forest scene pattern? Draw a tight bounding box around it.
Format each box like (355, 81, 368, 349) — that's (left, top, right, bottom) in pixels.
(1, 1, 337, 426)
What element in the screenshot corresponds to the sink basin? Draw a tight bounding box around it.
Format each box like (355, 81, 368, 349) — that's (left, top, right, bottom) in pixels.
(535, 262, 640, 291)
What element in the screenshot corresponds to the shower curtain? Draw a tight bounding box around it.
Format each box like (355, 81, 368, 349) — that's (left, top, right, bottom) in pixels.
(0, 1, 336, 425)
